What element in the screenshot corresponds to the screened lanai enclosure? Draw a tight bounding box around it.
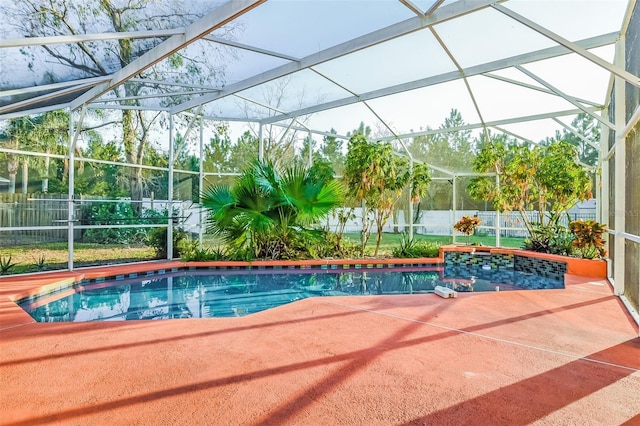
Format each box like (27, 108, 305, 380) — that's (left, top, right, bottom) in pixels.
(0, 0, 639, 318)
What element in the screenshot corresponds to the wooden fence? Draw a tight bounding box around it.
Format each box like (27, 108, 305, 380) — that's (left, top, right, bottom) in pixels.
(0, 193, 76, 245)
(0, 194, 175, 247)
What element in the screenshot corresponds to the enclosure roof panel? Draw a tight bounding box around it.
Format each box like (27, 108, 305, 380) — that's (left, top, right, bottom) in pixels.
(209, 0, 416, 58)
(446, 12, 551, 67)
(364, 79, 482, 133)
(313, 27, 458, 94)
(505, 0, 628, 42)
(235, 69, 356, 115)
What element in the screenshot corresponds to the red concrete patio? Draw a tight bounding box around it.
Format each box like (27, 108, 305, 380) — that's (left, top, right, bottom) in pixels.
(1, 263, 638, 425)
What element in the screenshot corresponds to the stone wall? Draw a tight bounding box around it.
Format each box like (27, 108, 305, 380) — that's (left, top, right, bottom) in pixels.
(513, 255, 567, 282)
(443, 249, 569, 283)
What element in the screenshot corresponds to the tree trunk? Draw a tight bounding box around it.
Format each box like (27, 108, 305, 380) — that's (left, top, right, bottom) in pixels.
(360, 202, 371, 257)
(117, 27, 144, 215)
(122, 109, 143, 215)
(128, 168, 144, 214)
(42, 154, 50, 193)
(7, 155, 18, 194)
(374, 227, 382, 257)
(8, 172, 16, 194)
(22, 159, 29, 194)
(374, 209, 387, 257)
(360, 220, 367, 256)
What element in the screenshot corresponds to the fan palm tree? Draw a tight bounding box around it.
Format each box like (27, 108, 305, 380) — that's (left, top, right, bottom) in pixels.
(201, 159, 343, 259)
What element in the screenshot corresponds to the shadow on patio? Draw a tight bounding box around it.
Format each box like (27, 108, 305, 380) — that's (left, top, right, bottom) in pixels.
(0, 270, 638, 425)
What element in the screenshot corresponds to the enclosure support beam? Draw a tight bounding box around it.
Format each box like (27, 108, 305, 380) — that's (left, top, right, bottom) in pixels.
(203, 35, 300, 62)
(0, 29, 183, 48)
(70, 105, 87, 154)
(276, 107, 600, 142)
(258, 124, 264, 162)
(621, 105, 640, 139)
(0, 76, 109, 99)
(598, 114, 608, 260)
(65, 105, 87, 271)
(426, 0, 446, 16)
(0, 80, 106, 115)
(451, 175, 457, 244)
(67, 108, 75, 271)
(613, 39, 626, 295)
(168, 114, 175, 260)
(399, 0, 425, 18)
(307, 131, 313, 168)
(495, 174, 501, 247)
(90, 91, 218, 104)
(430, 27, 490, 142)
(199, 117, 205, 251)
(409, 159, 414, 240)
(482, 72, 601, 107)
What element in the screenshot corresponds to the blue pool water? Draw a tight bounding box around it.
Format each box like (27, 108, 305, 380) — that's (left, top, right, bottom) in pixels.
(18, 266, 563, 322)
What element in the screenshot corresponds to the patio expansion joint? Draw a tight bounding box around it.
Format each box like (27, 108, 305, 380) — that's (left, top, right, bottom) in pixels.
(567, 287, 613, 295)
(0, 320, 35, 332)
(322, 300, 640, 374)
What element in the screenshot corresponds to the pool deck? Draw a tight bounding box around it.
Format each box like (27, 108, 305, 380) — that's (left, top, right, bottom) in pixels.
(0, 262, 638, 425)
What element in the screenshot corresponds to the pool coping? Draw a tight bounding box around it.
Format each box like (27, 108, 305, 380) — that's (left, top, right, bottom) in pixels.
(4, 257, 444, 303)
(0, 246, 609, 330)
(0, 245, 608, 305)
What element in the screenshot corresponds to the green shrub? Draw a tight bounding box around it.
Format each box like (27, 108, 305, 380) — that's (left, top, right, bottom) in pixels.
(569, 219, 607, 259)
(220, 229, 358, 261)
(392, 233, 441, 258)
(0, 255, 18, 275)
(180, 243, 229, 261)
(300, 230, 358, 259)
(524, 224, 575, 256)
(81, 202, 163, 245)
(226, 246, 257, 262)
(474, 228, 488, 237)
(33, 254, 47, 271)
(147, 227, 189, 259)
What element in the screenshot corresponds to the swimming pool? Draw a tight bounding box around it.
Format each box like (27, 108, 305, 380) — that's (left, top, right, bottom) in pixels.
(18, 266, 564, 322)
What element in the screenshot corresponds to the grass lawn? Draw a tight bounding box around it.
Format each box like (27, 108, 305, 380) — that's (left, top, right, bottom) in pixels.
(0, 233, 525, 275)
(0, 242, 157, 275)
(342, 232, 525, 255)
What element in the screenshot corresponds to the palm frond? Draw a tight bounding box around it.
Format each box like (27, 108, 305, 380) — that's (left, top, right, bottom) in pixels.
(201, 184, 234, 211)
(288, 176, 344, 226)
(201, 184, 236, 232)
(251, 158, 281, 195)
